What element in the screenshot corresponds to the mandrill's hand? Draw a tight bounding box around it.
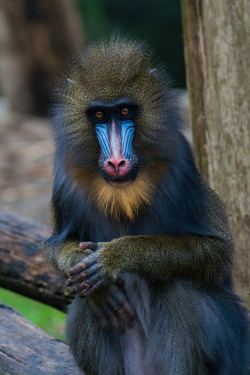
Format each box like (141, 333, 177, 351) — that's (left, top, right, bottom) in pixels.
(65, 241, 136, 333)
(66, 241, 106, 296)
(90, 281, 136, 333)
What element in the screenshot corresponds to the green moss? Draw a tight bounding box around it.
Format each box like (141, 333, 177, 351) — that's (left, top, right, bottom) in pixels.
(0, 288, 66, 341)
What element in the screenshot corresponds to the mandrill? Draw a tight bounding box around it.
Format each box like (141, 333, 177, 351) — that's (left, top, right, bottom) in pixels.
(41, 38, 249, 375)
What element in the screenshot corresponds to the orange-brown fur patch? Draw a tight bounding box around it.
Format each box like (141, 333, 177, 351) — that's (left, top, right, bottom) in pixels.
(89, 172, 154, 221)
(69, 163, 167, 220)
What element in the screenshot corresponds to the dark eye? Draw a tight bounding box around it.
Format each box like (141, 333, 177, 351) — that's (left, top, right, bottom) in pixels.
(121, 108, 130, 116)
(94, 111, 104, 119)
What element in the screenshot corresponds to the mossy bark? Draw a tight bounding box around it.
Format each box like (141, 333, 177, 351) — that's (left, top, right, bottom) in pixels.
(181, 0, 250, 304)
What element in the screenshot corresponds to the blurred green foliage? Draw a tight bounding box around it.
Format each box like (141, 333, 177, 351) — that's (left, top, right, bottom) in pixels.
(0, 288, 66, 341)
(77, 0, 185, 87)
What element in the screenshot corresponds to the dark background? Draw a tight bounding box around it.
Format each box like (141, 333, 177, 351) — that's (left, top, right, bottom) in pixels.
(78, 0, 185, 87)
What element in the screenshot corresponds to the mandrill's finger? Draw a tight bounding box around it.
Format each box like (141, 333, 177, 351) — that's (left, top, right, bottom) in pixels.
(79, 241, 98, 251)
(80, 263, 103, 279)
(80, 279, 104, 297)
(76, 282, 93, 297)
(109, 294, 136, 327)
(65, 271, 86, 286)
(67, 256, 96, 276)
(66, 263, 102, 285)
(67, 262, 85, 277)
(120, 300, 136, 326)
(103, 304, 124, 333)
(88, 278, 105, 291)
(68, 281, 88, 295)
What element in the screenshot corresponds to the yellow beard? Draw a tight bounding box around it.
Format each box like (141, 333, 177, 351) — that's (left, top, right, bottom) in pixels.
(89, 171, 154, 221)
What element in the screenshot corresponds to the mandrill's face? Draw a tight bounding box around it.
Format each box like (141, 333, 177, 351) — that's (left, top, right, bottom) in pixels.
(59, 39, 169, 219)
(83, 96, 155, 220)
(86, 98, 139, 188)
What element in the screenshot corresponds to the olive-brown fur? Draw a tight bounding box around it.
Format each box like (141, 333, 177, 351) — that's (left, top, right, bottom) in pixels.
(41, 38, 249, 375)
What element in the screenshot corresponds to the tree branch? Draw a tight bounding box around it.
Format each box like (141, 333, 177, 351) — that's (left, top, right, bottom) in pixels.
(0, 209, 72, 311)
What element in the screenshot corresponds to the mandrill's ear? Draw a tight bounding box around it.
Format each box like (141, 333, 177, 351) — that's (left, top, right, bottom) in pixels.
(148, 68, 158, 78)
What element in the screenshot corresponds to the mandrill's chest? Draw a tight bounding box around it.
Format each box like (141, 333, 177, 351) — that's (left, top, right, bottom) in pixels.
(77, 203, 169, 243)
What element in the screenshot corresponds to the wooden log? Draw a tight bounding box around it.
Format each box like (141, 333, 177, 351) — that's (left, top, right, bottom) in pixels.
(0, 302, 83, 375)
(0, 209, 72, 311)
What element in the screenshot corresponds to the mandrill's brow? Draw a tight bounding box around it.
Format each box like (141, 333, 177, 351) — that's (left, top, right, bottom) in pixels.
(86, 98, 138, 112)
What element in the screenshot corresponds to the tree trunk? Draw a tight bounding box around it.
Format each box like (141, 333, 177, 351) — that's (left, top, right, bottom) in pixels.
(0, 210, 72, 311)
(0, 303, 83, 375)
(0, 0, 84, 114)
(181, 0, 250, 304)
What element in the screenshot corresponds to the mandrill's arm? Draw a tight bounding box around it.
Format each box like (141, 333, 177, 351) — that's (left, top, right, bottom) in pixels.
(66, 233, 233, 296)
(67, 190, 234, 294)
(42, 239, 85, 276)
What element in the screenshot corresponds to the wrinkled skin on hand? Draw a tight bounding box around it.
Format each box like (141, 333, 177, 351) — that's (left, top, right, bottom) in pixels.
(66, 242, 106, 296)
(65, 242, 136, 333)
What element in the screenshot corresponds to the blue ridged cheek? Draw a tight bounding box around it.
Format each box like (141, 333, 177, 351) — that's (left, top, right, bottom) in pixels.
(95, 120, 135, 159)
(121, 121, 135, 159)
(95, 124, 110, 159)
